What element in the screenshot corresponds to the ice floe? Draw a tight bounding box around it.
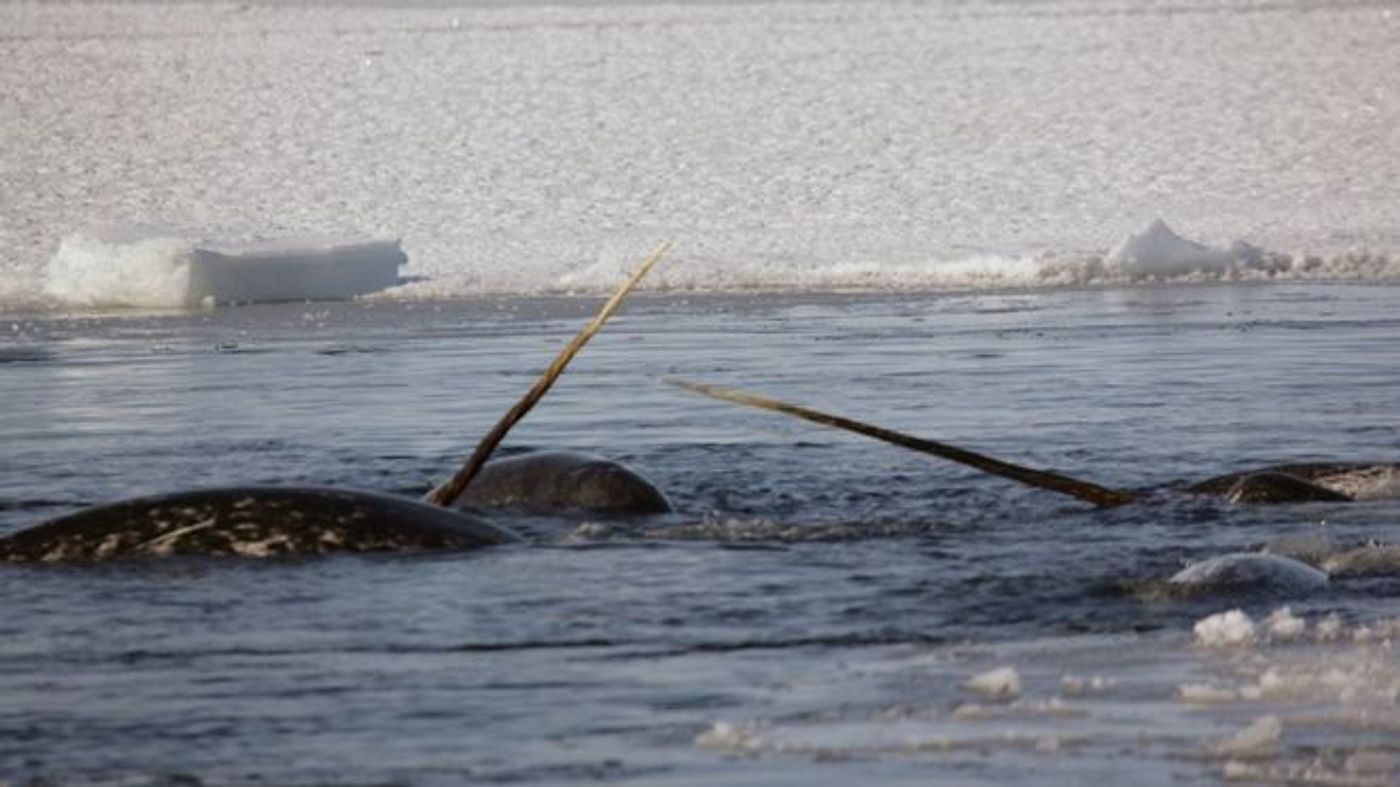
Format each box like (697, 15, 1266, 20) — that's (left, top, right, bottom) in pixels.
(1106, 218, 1276, 278)
(691, 609, 1397, 783)
(43, 225, 405, 309)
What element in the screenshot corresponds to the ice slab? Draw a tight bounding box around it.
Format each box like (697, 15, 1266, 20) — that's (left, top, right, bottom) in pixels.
(44, 226, 405, 309)
(1106, 218, 1266, 277)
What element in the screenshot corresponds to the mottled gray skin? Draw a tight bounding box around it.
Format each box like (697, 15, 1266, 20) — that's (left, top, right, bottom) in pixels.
(1186, 462, 1396, 504)
(1169, 552, 1329, 592)
(460, 451, 673, 515)
(0, 487, 519, 563)
(1204, 471, 1352, 504)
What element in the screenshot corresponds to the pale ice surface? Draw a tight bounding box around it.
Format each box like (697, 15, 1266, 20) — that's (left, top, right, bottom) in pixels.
(692, 610, 1400, 785)
(1105, 218, 1269, 278)
(964, 665, 1023, 701)
(43, 226, 406, 308)
(3, 0, 1400, 308)
(1194, 609, 1257, 648)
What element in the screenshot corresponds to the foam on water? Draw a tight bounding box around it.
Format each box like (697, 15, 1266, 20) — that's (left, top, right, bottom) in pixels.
(41, 225, 196, 309)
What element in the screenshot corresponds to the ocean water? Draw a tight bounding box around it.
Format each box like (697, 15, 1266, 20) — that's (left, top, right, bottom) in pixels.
(2, 0, 1399, 785)
(3, 286, 1398, 785)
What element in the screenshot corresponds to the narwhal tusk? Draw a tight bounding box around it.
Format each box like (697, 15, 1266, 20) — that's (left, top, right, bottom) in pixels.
(665, 378, 1140, 508)
(427, 241, 673, 507)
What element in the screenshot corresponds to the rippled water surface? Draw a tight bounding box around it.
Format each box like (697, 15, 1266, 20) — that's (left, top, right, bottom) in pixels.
(2, 283, 1397, 784)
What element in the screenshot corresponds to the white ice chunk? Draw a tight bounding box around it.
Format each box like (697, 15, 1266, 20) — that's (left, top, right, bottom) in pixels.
(44, 226, 405, 308)
(1210, 715, 1282, 758)
(1315, 613, 1346, 641)
(1344, 750, 1395, 777)
(1107, 219, 1246, 277)
(695, 720, 765, 752)
(1194, 609, 1257, 648)
(189, 236, 405, 306)
(43, 225, 196, 308)
(1265, 607, 1307, 641)
(964, 666, 1022, 701)
(1178, 683, 1239, 703)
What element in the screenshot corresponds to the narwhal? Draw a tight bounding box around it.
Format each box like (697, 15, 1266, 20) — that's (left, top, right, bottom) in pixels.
(665, 379, 1396, 508)
(0, 244, 673, 563)
(666, 379, 1398, 591)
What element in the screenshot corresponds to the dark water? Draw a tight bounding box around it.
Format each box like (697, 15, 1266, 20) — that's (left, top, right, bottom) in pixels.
(1, 284, 1397, 785)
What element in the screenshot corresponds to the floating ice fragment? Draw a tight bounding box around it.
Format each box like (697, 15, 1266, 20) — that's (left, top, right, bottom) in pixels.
(44, 225, 405, 308)
(1210, 714, 1282, 758)
(1178, 683, 1239, 703)
(1265, 607, 1307, 641)
(1345, 750, 1395, 777)
(1315, 613, 1345, 641)
(695, 720, 765, 752)
(965, 666, 1021, 701)
(1106, 219, 1267, 277)
(1194, 609, 1256, 647)
(1060, 674, 1116, 696)
(1322, 543, 1400, 578)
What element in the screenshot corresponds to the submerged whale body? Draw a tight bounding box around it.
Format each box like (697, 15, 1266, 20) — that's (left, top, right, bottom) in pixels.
(1169, 553, 1329, 592)
(461, 451, 673, 515)
(0, 486, 519, 563)
(1193, 471, 1353, 505)
(1186, 462, 1397, 504)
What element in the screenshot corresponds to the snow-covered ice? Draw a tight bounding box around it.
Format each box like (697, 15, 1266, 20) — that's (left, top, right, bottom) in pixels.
(43, 226, 405, 308)
(1105, 219, 1272, 277)
(3, 1, 1400, 306)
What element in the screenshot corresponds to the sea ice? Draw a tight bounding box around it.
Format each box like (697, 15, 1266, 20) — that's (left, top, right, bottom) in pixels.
(695, 720, 765, 752)
(1209, 715, 1282, 758)
(1264, 607, 1307, 641)
(964, 666, 1022, 701)
(1106, 219, 1267, 277)
(1194, 609, 1256, 648)
(43, 226, 405, 308)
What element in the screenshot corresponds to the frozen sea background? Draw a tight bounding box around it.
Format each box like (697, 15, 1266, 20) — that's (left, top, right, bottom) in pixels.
(3, 0, 1400, 301)
(2, 0, 1400, 785)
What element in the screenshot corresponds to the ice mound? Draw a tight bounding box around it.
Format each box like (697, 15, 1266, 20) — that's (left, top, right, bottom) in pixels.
(1263, 607, 1307, 641)
(1193, 609, 1257, 648)
(1208, 714, 1282, 758)
(44, 226, 405, 308)
(1106, 219, 1268, 277)
(965, 665, 1022, 701)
